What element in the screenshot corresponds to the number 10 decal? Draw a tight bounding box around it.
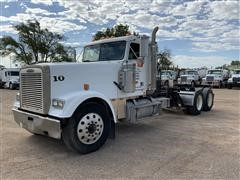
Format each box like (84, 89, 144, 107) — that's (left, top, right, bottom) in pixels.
(53, 75, 65, 82)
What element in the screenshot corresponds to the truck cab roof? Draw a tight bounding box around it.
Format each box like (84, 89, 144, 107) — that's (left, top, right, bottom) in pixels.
(85, 35, 147, 47)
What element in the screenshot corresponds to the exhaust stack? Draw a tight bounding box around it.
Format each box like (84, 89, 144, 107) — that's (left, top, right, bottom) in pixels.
(149, 26, 159, 92)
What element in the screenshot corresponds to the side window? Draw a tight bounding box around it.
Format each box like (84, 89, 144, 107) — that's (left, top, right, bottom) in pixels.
(128, 43, 140, 60)
(5, 72, 7, 76)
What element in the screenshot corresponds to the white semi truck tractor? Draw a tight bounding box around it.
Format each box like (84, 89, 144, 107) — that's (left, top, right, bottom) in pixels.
(0, 68, 20, 89)
(12, 27, 214, 154)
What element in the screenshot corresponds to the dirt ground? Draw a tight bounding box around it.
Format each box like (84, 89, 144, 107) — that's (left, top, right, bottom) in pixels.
(0, 88, 239, 180)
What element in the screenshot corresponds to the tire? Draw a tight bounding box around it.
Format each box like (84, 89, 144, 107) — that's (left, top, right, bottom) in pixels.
(191, 81, 195, 88)
(228, 84, 232, 89)
(219, 81, 222, 88)
(62, 102, 110, 154)
(9, 82, 13, 90)
(164, 80, 169, 88)
(184, 91, 203, 115)
(202, 88, 214, 111)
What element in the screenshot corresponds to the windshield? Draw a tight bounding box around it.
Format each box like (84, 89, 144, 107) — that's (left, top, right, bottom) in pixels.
(9, 71, 19, 76)
(185, 71, 197, 75)
(83, 41, 126, 62)
(161, 71, 171, 76)
(208, 70, 221, 75)
(233, 70, 240, 74)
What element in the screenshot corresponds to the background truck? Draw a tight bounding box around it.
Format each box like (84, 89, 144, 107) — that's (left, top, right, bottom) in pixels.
(177, 70, 204, 87)
(13, 27, 214, 154)
(227, 69, 240, 89)
(0, 68, 20, 89)
(157, 70, 177, 88)
(202, 69, 229, 88)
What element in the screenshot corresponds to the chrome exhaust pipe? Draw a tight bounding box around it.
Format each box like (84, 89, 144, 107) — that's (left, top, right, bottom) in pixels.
(150, 26, 159, 92)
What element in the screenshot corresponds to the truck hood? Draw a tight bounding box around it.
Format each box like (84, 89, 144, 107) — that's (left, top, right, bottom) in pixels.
(206, 74, 222, 78)
(47, 62, 121, 99)
(10, 76, 19, 83)
(180, 75, 195, 78)
(232, 74, 240, 78)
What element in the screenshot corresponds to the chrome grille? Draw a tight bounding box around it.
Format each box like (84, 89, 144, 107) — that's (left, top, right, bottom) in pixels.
(20, 66, 50, 114)
(181, 76, 187, 82)
(233, 77, 240, 82)
(206, 76, 214, 82)
(21, 71, 43, 113)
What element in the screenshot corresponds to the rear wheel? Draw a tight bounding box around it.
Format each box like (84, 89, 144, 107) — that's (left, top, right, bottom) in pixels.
(202, 88, 214, 111)
(62, 103, 110, 154)
(184, 91, 203, 115)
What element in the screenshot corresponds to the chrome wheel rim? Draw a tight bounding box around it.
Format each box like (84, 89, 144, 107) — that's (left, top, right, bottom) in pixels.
(196, 95, 203, 111)
(207, 93, 213, 107)
(77, 113, 104, 145)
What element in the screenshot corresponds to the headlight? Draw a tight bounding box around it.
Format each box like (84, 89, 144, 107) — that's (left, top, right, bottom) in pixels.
(228, 78, 233, 82)
(16, 93, 20, 102)
(52, 99, 65, 109)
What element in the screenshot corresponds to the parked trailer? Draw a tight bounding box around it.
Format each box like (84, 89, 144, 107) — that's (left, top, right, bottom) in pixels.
(12, 27, 214, 154)
(0, 68, 20, 89)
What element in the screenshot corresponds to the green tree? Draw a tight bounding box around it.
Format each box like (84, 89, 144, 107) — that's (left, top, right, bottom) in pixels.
(0, 20, 75, 65)
(93, 24, 132, 41)
(157, 49, 173, 70)
(231, 60, 240, 66)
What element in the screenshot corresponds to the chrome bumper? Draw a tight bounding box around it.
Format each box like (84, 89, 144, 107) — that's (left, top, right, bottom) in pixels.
(12, 108, 61, 139)
(202, 81, 220, 86)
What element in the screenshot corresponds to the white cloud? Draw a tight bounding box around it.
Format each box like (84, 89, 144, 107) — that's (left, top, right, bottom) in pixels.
(61, 41, 86, 48)
(0, 12, 86, 34)
(209, 0, 239, 20)
(173, 55, 233, 68)
(0, 24, 17, 34)
(0, 0, 17, 2)
(25, 7, 56, 16)
(0, 0, 239, 54)
(38, 17, 86, 34)
(30, 0, 55, 5)
(170, 1, 205, 17)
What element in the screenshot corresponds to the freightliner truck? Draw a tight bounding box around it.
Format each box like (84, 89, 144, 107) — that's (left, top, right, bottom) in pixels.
(13, 27, 214, 154)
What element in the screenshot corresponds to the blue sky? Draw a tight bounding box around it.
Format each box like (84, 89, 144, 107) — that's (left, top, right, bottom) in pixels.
(0, 0, 239, 68)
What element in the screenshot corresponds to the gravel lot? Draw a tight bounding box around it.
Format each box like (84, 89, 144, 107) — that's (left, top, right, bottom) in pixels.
(0, 88, 239, 179)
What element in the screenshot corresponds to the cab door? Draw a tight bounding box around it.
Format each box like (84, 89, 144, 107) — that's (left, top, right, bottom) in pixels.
(128, 42, 145, 91)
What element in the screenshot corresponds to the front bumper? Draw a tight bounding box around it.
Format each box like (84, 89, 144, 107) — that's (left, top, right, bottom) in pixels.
(179, 79, 193, 85)
(202, 81, 220, 86)
(12, 108, 61, 139)
(12, 83, 19, 89)
(228, 81, 240, 86)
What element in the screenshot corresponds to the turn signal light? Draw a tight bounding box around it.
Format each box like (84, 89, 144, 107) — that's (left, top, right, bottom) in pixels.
(84, 84, 89, 91)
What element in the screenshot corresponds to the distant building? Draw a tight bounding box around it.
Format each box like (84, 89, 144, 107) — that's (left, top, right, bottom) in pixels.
(0, 54, 22, 68)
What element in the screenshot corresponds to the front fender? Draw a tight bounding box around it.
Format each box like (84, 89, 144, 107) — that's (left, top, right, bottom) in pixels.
(48, 90, 117, 123)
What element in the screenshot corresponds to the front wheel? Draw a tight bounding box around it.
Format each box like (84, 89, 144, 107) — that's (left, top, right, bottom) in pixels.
(62, 103, 110, 154)
(227, 84, 232, 89)
(9, 82, 13, 90)
(191, 81, 195, 88)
